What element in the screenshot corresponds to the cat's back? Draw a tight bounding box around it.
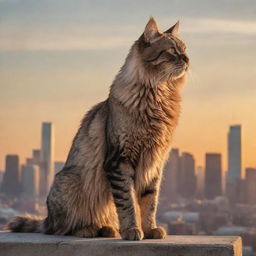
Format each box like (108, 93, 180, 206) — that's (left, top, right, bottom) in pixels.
(65, 100, 109, 169)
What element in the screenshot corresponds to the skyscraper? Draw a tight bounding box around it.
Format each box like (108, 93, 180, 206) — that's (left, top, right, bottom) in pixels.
(160, 148, 180, 206)
(227, 125, 242, 203)
(205, 153, 222, 200)
(21, 164, 40, 197)
(227, 125, 242, 183)
(32, 149, 41, 165)
(179, 152, 196, 199)
(1, 155, 20, 196)
(244, 168, 256, 205)
(196, 166, 205, 198)
(0, 171, 3, 185)
(40, 122, 54, 197)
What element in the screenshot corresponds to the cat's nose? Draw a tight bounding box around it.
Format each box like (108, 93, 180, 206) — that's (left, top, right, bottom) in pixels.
(180, 54, 189, 64)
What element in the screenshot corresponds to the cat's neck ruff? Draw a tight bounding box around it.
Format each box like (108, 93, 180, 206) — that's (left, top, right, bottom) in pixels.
(110, 45, 182, 111)
(118, 46, 161, 88)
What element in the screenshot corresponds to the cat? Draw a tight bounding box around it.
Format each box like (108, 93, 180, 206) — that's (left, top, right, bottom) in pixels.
(7, 17, 189, 240)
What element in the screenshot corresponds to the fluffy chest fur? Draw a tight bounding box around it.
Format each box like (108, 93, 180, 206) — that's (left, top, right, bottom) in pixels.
(109, 80, 181, 193)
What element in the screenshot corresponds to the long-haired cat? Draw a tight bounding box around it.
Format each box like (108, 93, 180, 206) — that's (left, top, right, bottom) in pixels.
(7, 17, 189, 240)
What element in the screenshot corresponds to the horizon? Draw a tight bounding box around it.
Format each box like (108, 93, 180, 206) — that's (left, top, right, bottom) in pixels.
(1, 0, 256, 171)
(0, 121, 254, 175)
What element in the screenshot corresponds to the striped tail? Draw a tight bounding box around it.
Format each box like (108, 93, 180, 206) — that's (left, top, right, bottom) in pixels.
(7, 215, 44, 233)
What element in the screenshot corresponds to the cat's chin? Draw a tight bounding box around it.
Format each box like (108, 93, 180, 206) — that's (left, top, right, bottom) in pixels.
(170, 69, 187, 81)
(168, 70, 187, 87)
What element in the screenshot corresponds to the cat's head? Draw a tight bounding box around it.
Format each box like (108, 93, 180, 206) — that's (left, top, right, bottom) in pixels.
(137, 17, 189, 83)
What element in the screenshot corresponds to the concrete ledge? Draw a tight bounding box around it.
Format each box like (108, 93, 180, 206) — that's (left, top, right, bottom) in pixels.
(0, 232, 242, 256)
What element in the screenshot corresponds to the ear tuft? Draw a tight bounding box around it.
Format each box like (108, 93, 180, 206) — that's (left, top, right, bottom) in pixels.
(143, 17, 160, 42)
(165, 21, 180, 37)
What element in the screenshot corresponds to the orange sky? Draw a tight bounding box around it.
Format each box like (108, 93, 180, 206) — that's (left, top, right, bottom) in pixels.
(1, 0, 256, 173)
(0, 74, 255, 173)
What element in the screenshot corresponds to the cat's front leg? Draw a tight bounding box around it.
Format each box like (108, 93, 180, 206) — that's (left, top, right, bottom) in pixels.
(139, 177, 166, 239)
(106, 160, 143, 241)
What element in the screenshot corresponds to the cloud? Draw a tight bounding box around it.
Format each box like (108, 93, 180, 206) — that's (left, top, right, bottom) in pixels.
(0, 23, 136, 51)
(0, 18, 256, 51)
(182, 18, 256, 35)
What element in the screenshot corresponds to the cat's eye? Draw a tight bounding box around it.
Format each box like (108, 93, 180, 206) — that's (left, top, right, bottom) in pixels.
(145, 50, 166, 62)
(166, 48, 176, 55)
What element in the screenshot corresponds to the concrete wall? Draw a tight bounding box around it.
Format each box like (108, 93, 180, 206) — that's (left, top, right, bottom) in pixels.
(0, 232, 242, 256)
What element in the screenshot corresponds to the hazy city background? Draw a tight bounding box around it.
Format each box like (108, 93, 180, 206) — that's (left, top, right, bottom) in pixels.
(0, 0, 256, 255)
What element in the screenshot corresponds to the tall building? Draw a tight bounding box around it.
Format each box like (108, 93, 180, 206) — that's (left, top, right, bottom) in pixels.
(179, 152, 196, 199)
(160, 148, 180, 208)
(196, 166, 205, 198)
(24, 149, 41, 194)
(21, 164, 40, 197)
(204, 153, 222, 200)
(227, 125, 242, 203)
(244, 168, 256, 205)
(40, 122, 54, 197)
(32, 149, 41, 165)
(1, 155, 20, 196)
(227, 125, 242, 183)
(0, 171, 4, 184)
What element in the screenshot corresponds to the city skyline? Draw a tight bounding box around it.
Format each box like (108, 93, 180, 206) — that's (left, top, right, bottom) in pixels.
(1, 0, 256, 174)
(0, 122, 255, 173)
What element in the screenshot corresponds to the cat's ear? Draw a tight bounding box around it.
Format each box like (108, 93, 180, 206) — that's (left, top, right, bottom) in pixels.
(143, 17, 161, 42)
(165, 21, 179, 37)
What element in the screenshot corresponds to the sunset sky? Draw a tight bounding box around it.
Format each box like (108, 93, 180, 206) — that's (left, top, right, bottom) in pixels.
(1, 0, 256, 173)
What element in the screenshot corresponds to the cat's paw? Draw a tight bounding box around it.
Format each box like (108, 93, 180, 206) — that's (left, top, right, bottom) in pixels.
(99, 226, 118, 238)
(73, 227, 99, 238)
(144, 226, 166, 239)
(121, 227, 144, 241)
